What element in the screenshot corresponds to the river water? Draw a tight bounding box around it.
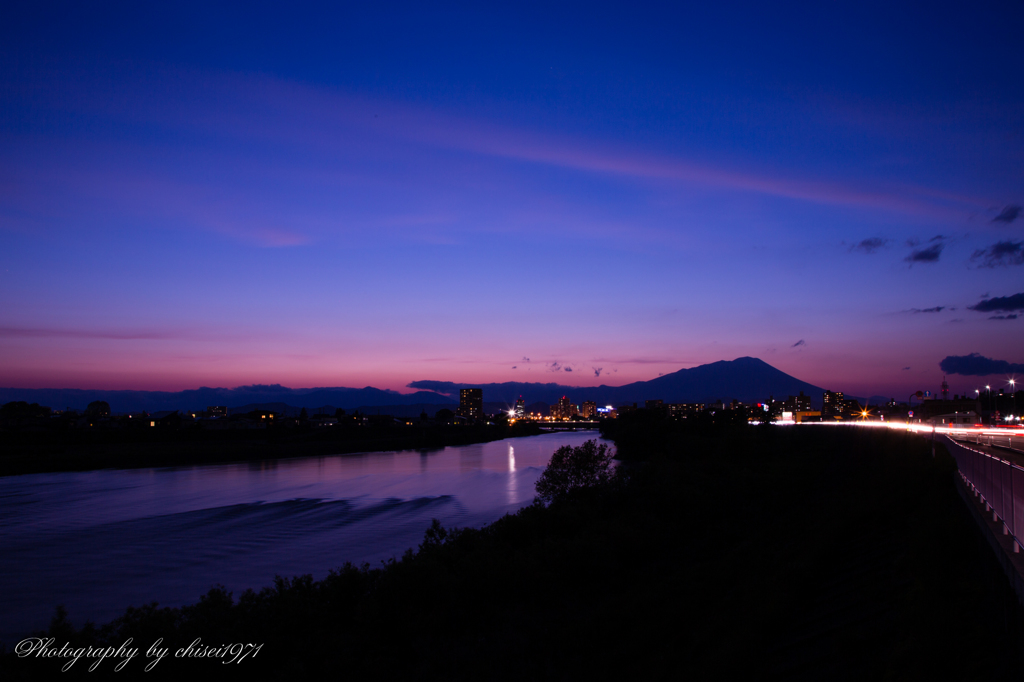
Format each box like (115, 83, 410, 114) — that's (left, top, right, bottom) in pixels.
(0, 431, 602, 645)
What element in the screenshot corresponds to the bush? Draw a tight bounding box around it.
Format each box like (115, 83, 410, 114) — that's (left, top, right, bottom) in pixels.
(535, 439, 615, 504)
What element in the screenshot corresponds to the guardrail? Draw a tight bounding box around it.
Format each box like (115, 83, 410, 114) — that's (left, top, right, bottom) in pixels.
(947, 437, 1024, 554)
(952, 431, 1024, 452)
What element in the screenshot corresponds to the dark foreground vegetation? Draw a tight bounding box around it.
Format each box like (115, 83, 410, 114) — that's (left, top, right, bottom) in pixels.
(0, 410, 540, 477)
(4, 421, 1024, 679)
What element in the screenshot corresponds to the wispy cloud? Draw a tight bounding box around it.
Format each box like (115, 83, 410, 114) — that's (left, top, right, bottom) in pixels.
(250, 228, 310, 247)
(905, 306, 946, 313)
(851, 237, 889, 254)
(905, 236, 945, 264)
(792, 339, 806, 347)
(971, 241, 1024, 268)
(967, 293, 1024, 313)
(0, 326, 183, 340)
(408, 106, 982, 219)
(993, 204, 1022, 223)
(49, 69, 987, 222)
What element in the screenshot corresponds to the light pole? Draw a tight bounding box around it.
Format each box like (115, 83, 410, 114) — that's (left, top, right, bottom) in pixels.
(987, 385, 992, 413)
(1012, 379, 1017, 424)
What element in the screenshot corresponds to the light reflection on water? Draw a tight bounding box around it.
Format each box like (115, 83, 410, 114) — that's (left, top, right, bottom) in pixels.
(0, 431, 602, 644)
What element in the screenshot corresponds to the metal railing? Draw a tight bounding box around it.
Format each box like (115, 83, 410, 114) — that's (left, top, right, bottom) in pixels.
(947, 436, 1024, 553)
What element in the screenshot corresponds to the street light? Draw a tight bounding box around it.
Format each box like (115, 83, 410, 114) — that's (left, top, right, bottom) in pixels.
(1012, 379, 1017, 423)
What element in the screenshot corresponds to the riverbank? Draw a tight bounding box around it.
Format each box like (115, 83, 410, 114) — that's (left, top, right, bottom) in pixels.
(0, 422, 542, 477)
(3, 424, 1023, 678)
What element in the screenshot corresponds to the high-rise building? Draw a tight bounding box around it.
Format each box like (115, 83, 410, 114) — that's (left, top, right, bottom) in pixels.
(458, 388, 483, 420)
(822, 390, 844, 418)
(555, 396, 575, 419)
(581, 401, 597, 418)
(941, 376, 949, 401)
(514, 397, 525, 419)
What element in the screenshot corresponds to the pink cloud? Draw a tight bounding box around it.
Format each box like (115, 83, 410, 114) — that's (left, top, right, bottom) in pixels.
(0, 326, 183, 340)
(248, 227, 309, 247)
(13, 67, 992, 224)
(407, 119, 976, 219)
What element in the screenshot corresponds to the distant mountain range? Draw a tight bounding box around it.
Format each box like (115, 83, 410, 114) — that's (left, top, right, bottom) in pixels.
(410, 357, 833, 407)
(0, 357, 855, 413)
(0, 385, 452, 414)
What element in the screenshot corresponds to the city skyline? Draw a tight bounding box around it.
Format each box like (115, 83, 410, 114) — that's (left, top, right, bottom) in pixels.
(2, 3, 1022, 399)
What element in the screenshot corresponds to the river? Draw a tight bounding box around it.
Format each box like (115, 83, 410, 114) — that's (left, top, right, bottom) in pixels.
(0, 431, 602, 645)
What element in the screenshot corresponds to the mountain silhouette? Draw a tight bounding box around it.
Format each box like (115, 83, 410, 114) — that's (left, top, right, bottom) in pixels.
(409, 357, 828, 406)
(0, 385, 452, 414)
(1, 358, 831, 413)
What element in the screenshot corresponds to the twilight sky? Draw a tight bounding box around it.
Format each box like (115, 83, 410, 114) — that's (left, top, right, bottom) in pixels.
(1, 1, 1022, 399)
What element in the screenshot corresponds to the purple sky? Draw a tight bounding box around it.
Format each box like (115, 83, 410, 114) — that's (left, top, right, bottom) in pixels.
(1, 2, 1022, 399)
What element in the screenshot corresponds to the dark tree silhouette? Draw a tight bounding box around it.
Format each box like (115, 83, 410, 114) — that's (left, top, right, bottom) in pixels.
(86, 400, 110, 417)
(535, 439, 615, 504)
(0, 401, 51, 419)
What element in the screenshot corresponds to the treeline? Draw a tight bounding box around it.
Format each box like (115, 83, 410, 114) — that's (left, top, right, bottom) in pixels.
(0, 414, 541, 476)
(3, 423, 1023, 678)
(599, 403, 752, 459)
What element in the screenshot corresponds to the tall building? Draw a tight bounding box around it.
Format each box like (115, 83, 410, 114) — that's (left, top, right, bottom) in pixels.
(822, 390, 844, 418)
(581, 401, 597, 418)
(555, 396, 575, 419)
(458, 388, 483, 420)
(941, 376, 949, 401)
(514, 397, 525, 419)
